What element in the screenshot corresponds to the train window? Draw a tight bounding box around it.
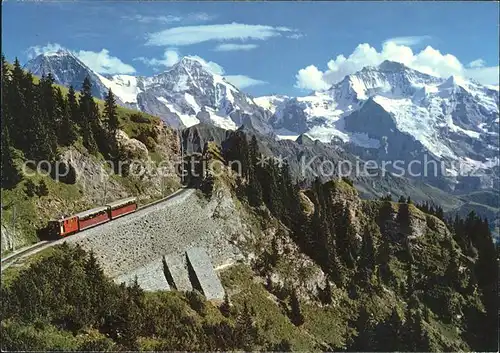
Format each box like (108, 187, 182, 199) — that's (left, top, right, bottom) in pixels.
(79, 209, 107, 220)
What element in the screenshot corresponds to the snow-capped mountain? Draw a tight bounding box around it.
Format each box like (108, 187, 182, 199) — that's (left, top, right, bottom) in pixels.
(25, 49, 112, 101)
(25, 51, 499, 191)
(132, 57, 272, 131)
(25, 51, 272, 132)
(257, 60, 499, 190)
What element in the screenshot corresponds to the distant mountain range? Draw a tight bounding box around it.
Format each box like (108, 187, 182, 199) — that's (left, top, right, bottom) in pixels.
(26, 50, 499, 196)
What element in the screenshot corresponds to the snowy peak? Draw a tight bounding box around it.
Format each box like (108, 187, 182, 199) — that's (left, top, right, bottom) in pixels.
(260, 61, 498, 186)
(333, 61, 443, 100)
(43, 48, 75, 58)
(176, 56, 214, 75)
(377, 60, 407, 72)
(24, 52, 269, 131)
(25, 50, 110, 100)
(439, 75, 470, 91)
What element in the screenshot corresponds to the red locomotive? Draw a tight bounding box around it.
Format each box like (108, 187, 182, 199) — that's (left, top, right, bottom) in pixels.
(48, 197, 138, 238)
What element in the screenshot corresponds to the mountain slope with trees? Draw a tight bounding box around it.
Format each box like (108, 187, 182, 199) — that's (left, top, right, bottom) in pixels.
(1, 132, 497, 351)
(1, 56, 181, 252)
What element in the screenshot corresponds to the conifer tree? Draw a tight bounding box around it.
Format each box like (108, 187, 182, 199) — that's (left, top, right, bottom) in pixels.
(247, 135, 263, 206)
(220, 293, 231, 318)
(28, 88, 57, 162)
(67, 86, 80, 126)
(8, 58, 31, 149)
(103, 88, 119, 136)
(235, 301, 259, 350)
(320, 278, 333, 305)
(24, 179, 37, 197)
(1, 123, 21, 189)
(78, 77, 98, 153)
(38, 74, 57, 133)
(55, 87, 77, 146)
(1, 54, 12, 128)
(358, 223, 377, 285)
(289, 290, 304, 326)
(36, 180, 49, 197)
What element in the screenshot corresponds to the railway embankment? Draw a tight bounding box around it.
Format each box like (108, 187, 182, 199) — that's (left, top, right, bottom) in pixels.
(63, 187, 247, 284)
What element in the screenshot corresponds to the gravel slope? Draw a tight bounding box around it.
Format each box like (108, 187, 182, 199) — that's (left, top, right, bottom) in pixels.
(65, 188, 244, 280)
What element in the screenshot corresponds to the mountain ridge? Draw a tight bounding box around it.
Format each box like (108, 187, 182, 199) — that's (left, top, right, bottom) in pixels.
(25, 52, 499, 193)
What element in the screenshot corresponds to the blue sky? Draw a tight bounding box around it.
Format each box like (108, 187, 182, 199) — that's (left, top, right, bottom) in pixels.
(3, 1, 499, 96)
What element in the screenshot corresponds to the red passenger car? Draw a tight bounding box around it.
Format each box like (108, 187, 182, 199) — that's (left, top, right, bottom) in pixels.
(47, 197, 138, 238)
(107, 197, 137, 219)
(75, 206, 110, 231)
(48, 215, 79, 238)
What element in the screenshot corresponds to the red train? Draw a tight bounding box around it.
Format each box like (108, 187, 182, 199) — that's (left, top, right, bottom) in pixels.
(48, 197, 137, 238)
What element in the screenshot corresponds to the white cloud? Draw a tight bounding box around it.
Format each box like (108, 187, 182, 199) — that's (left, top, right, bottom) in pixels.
(134, 51, 224, 74)
(225, 75, 267, 89)
(186, 55, 225, 75)
(295, 65, 330, 91)
(295, 40, 499, 90)
(288, 33, 304, 40)
(26, 43, 65, 59)
(468, 58, 485, 68)
(122, 14, 182, 24)
(146, 23, 296, 46)
(26, 43, 136, 75)
(75, 49, 136, 74)
(122, 12, 214, 24)
(214, 43, 258, 52)
(189, 12, 216, 22)
(383, 35, 431, 47)
(134, 51, 265, 89)
(135, 49, 180, 68)
(466, 66, 499, 85)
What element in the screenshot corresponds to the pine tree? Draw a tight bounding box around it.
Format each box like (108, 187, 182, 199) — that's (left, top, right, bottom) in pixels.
(375, 308, 405, 351)
(358, 223, 377, 286)
(28, 88, 57, 162)
(0, 123, 21, 189)
(247, 135, 263, 206)
(36, 180, 49, 197)
(1, 54, 13, 130)
(24, 179, 37, 197)
(289, 290, 304, 326)
(55, 87, 77, 146)
(38, 74, 58, 134)
(67, 86, 80, 125)
(335, 205, 356, 269)
(377, 234, 391, 285)
(320, 278, 332, 305)
(103, 88, 119, 136)
(8, 58, 31, 149)
(235, 301, 259, 350)
(78, 77, 98, 153)
(220, 293, 231, 318)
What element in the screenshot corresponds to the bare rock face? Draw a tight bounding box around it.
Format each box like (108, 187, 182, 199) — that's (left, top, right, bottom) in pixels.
(59, 148, 129, 206)
(299, 191, 315, 216)
(406, 205, 429, 238)
(261, 225, 328, 300)
(116, 129, 149, 160)
(1, 225, 23, 253)
(48, 127, 181, 218)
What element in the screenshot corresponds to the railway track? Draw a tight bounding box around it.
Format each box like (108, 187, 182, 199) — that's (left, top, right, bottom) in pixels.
(1, 187, 190, 272)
